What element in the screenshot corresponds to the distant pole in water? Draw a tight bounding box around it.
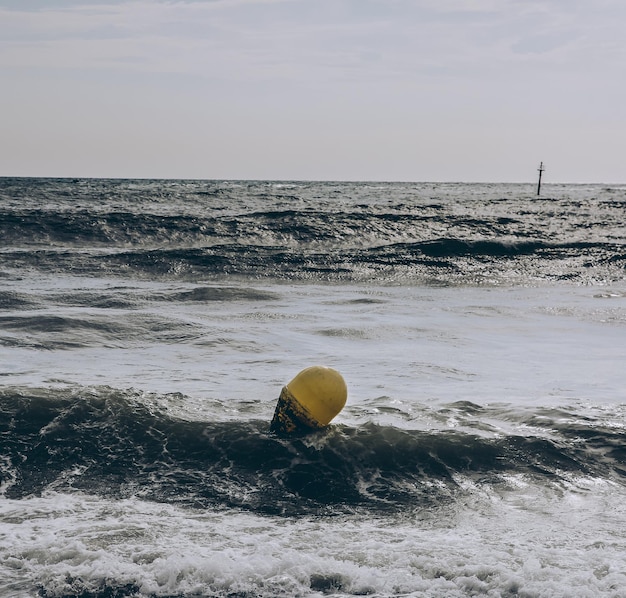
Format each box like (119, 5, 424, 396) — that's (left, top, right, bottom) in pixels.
(537, 162, 545, 196)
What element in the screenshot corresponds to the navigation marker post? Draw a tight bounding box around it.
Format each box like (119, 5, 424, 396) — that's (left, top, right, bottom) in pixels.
(537, 162, 545, 196)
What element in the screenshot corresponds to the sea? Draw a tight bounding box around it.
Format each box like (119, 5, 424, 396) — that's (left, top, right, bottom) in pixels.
(1, 178, 625, 598)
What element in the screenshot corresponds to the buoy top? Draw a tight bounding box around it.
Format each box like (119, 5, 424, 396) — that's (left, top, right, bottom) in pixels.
(286, 365, 347, 427)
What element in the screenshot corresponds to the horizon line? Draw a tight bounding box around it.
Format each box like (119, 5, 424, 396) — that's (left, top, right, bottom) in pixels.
(1, 175, 625, 186)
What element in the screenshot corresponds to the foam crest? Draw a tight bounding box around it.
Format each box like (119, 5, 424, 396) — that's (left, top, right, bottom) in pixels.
(2, 491, 626, 597)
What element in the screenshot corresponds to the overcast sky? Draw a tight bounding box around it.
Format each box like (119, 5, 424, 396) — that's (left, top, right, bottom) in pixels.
(1, 0, 625, 182)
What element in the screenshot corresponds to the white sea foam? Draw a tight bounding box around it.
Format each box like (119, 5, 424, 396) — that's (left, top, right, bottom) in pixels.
(2, 485, 626, 597)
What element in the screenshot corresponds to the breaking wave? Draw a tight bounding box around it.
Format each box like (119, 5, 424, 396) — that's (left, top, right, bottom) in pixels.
(2, 387, 624, 516)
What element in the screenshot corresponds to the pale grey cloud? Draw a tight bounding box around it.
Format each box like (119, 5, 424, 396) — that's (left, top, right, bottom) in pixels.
(0, 0, 624, 181)
(1, 0, 622, 80)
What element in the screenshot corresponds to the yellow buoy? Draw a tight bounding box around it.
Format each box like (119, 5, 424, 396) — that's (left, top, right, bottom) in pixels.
(270, 366, 347, 435)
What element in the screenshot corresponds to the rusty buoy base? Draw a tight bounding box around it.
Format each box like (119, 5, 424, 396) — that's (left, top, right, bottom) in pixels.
(270, 386, 325, 435)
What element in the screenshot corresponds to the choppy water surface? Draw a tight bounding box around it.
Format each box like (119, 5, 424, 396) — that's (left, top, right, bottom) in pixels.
(1, 179, 625, 597)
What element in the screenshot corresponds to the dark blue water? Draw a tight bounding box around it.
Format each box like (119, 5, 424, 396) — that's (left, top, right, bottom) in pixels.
(3, 387, 624, 518)
(1, 178, 625, 597)
(1, 178, 624, 284)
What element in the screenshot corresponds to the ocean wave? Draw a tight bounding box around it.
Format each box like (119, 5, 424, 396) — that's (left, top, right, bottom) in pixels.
(393, 238, 597, 258)
(2, 179, 625, 285)
(1, 387, 624, 515)
(0, 210, 224, 247)
(2, 239, 623, 285)
(0, 206, 619, 254)
(0, 312, 205, 350)
(0, 291, 37, 310)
